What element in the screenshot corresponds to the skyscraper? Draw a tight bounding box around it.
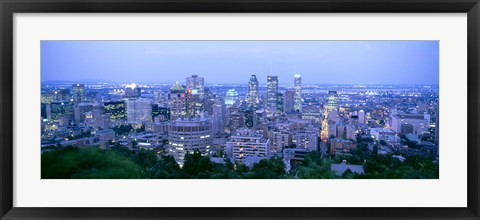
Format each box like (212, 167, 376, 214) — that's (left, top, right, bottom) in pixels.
(126, 98, 152, 124)
(186, 74, 205, 116)
(72, 84, 85, 103)
(266, 75, 278, 110)
(103, 101, 126, 121)
(358, 109, 366, 124)
(276, 93, 283, 112)
(224, 89, 239, 108)
(283, 89, 295, 113)
(212, 99, 226, 135)
(186, 74, 205, 98)
(293, 74, 302, 112)
(124, 83, 141, 98)
(246, 75, 259, 109)
(53, 88, 70, 102)
(168, 81, 187, 120)
(327, 91, 338, 111)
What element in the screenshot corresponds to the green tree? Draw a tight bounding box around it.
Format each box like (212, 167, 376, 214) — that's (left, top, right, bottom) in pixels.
(42, 147, 143, 179)
(248, 156, 286, 179)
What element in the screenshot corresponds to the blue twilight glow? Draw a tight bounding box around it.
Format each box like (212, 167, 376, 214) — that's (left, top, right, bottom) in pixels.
(41, 41, 439, 85)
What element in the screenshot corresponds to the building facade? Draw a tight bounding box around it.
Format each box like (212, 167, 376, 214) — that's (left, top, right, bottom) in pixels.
(168, 117, 213, 164)
(293, 74, 302, 111)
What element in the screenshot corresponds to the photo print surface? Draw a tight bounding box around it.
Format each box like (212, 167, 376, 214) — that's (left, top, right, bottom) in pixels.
(40, 41, 439, 179)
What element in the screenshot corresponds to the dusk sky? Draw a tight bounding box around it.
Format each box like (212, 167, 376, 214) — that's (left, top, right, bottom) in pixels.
(41, 41, 439, 85)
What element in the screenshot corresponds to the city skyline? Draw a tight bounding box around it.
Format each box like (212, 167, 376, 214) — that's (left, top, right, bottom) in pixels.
(41, 41, 439, 179)
(41, 41, 439, 85)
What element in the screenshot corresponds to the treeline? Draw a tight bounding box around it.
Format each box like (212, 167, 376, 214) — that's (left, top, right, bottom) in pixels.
(329, 139, 439, 179)
(41, 146, 287, 179)
(41, 145, 438, 179)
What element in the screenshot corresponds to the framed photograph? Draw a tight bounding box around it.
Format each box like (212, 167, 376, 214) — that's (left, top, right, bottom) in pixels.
(1, 0, 479, 219)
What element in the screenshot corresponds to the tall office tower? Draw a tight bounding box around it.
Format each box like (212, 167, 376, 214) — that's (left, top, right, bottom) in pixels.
(276, 93, 283, 112)
(228, 107, 245, 132)
(103, 101, 126, 121)
(168, 117, 212, 164)
(224, 89, 239, 108)
(54, 88, 71, 102)
(152, 104, 171, 122)
(240, 109, 255, 128)
(185, 75, 205, 117)
(72, 84, 86, 103)
(168, 81, 187, 120)
(186, 74, 204, 98)
(358, 109, 366, 124)
(124, 83, 141, 98)
(266, 75, 279, 110)
(246, 75, 259, 109)
(126, 98, 152, 124)
(283, 89, 295, 113)
(74, 102, 94, 123)
(49, 101, 74, 124)
(212, 99, 226, 135)
(327, 91, 338, 112)
(293, 74, 302, 112)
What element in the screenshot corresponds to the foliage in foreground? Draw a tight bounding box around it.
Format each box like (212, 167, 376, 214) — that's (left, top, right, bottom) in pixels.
(41, 145, 438, 179)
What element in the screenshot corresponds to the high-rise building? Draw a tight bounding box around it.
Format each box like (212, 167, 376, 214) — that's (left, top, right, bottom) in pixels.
(240, 109, 255, 128)
(124, 83, 141, 98)
(152, 104, 171, 122)
(49, 101, 74, 124)
(293, 74, 302, 111)
(301, 105, 322, 123)
(224, 89, 239, 108)
(186, 75, 205, 117)
(186, 74, 204, 98)
(72, 84, 86, 103)
(266, 75, 278, 110)
(283, 89, 295, 113)
(74, 102, 94, 123)
(212, 100, 226, 135)
(168, 81, 187, 120)
(269, 131, 291, 153)
(168, 117, 212, 164)
(246, 75, 259, 109)
(276, 93, 283, 112)
(53, 88, 71, 102)
(390, 113, 429, 135)
(345, 124, 356, 140)
(292, 127, 319, 152)
(358, 109, 366, 124)
(103, 101, 126, 121)
(327, 91, 338, 111)
(225, 129, 269, 163)
(126, 98, 152, 124)
(227, 107, 244, 132)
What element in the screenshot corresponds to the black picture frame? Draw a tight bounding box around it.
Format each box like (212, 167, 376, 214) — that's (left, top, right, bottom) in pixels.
(1, 0, 479, 219)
